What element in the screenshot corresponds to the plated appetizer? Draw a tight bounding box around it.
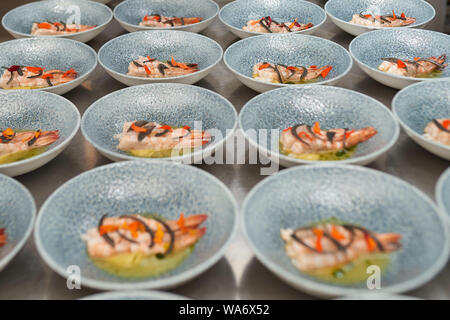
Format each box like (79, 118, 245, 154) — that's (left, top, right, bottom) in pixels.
(31, 22, 96, 35)
(127, 56, 199, 78)
(281, 220, 402, 284)
(243, 16, 313, 33)
(115, 121, 211, 158)
(253, 63, 332, 84)
(0, 228, 6, 248)
(0, 65, 78, 89)
(423, 119, 450, 146)
(350, 11, 415, 27)
(82, 213, 208, 278)
(140, 14, 202, 27)
(0, 128, 59, 165)
(378, 55, 447, 78)
(279, 122, 377, 160)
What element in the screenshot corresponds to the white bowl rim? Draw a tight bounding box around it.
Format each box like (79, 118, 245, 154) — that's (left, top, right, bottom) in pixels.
(238, 85, 400, 165)
(80, 290, 190, 300)
(324, 0, 436, 32)
(436, 167, 450, 226)
(113, 0, 219, 31)
(1, 0, 114, 39)
(0, 174, 36, 271)
(218, 0, 327, 37)
(0, 37, 98, 93)
(0, 90, 81, 170)
(241, 163, 450, 296)
(349, 29, 449, 82)
(34, 159, 239, 291)
(80, 83, 238, 162)
(392, 78, 450, 153)
(97, 30, 223, 82)
(223, 33, 353, 88)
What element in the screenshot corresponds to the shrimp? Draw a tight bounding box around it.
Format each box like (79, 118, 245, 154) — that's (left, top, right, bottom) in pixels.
(378, 55, 447, 77)
(243, 16, 313, 33)
(127, 56, 198, 78)
(0, 65, 77, 89)
(81, 213, 208, 258)
(423, 118, 450, 146)
(253, 62, 332, 84)
(350, 11, 416, 27)
(115, 121, 211, 155)
(31, 22, 96, 35)
(0, 228, 6, 248)
(139, 15, 202, 27)
(281, 223, 402, 272)
(280, 122, 377, 155)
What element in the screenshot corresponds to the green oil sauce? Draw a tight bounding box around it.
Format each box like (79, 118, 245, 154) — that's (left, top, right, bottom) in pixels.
(416, 70, 443, 79)
(279, 142, 357, 161)
(252, 74, 319, 84)
(0, 146, 47, 164)
(127, 147, 193, 159)
(4, 86, 44, 90)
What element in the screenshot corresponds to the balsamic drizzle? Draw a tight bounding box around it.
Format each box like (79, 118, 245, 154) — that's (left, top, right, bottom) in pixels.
(432, 119, 450, 133)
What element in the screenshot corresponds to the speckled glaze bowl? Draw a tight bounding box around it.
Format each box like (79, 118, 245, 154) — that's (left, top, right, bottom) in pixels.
(98, 30, 223, 86)
(0, 90, 80, 177)
(325, 0, 435, 37)
(219, 0, 326, 39)
(392, 79, 450, 160)
(81, 83, 237, 163)
(224, 34, 352, 93)
(436, 168, 450, 225)
(82, 290, 189, 300)
(350, 29, 450, 90)
(2, 0, 113, 43)
(0, 38, 97, 95)
(242, 164, 450, 297)
(114, 0, 219, 33)
(0, 174, 36, 272)
(239, 85, 399, 167)
(35, 160, 238, 291)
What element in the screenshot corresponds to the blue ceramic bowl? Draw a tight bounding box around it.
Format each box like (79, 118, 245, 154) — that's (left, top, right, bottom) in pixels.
(242, 164, 450, 297)
(0, 174, 36, 271)
(224, 34, 352, 93)
(239, 85, 399, 166)
(350, 29, 450, 89)
(436, 168, 450, 225)
(325, 0, 435, 36)
(392, 79, 450, 160)
(0, 38, 97, 95)
(114, 0, 219, 33)
(2, 0, 113, 43)
(0, 90, 80, 177)
(219, 0, 326, 39)
(98, 30, 223, 86)
(81, 83, 237, 163)
(82, 290, 189, 300)
(35, 160, 238, 290)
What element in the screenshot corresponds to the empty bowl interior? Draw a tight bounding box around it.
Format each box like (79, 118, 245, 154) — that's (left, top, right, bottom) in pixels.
(0, 38, 97, 81)
(82, 84, 237, 158)
(220, 0, 325, 32)
(2, 0, 112, 36)
(224, 34, 351, 83)
(115, 0, 218, 27)
(243, 165, 448, 291)
(325, 0, 435, 27)
(98, 30, 222, 77)
(239, 86, 398, 160)
(350, 29, 450, 78)
(36, 161, 237, 287)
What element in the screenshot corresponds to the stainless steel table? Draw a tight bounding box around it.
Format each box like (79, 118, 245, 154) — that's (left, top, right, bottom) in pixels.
(0, 0, 449, 300)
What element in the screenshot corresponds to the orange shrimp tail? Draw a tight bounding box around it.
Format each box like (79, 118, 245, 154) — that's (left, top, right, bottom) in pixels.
(377, 233, 402, 252)
(346, 127, 377, 147)
(34, 130, 60, 147)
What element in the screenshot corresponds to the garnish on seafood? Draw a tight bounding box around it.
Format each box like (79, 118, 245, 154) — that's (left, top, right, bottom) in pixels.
(81, 213, 208, 278)
(0, 228, 7, 248)
(350, 10, 416, 27)
(0, 128, 59, 164)
(127, 56, 198, 78)
(281, 220, 401, 283)
(139, 14, 202, 27)
(31, 21, 96, 35)
(243, 16, 313, 33)
(423, 118, 450, 146)
(279, 122, 377, 160)
(0, 65, 78, 89)
(378, 55, 447, 78)
(115, 121, 211, 158)
(252, 62, 332, 84)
